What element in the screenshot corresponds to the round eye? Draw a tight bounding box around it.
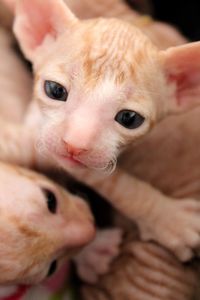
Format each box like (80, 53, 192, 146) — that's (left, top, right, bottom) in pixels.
(47, 260, 57, 277)
(115, 110, 145, 129)
(43, 189, 57, 214)
(44, 80, 68, 101)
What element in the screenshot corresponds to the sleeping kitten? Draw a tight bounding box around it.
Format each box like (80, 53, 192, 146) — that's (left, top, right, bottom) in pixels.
(3, 0, 200, 262)
(0, 161, 94, 286)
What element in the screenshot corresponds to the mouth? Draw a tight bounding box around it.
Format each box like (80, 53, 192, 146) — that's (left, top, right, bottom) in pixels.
(52, 148, 115, 172)
(59, 155, 86, 168)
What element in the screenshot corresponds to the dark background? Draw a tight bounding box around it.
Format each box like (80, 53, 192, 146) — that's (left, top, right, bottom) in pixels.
(152, 0, 200, 41)
(128, 0, 200, 41)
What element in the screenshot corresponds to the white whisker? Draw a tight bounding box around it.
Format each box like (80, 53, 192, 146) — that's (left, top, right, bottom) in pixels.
(88, 155, 117, 175)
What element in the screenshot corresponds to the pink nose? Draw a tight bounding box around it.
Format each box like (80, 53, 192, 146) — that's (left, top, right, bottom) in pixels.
(65, 143, 86, 156)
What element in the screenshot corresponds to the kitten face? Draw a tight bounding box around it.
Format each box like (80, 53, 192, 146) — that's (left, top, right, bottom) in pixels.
(34, 19, 168, 172)
(13, 0, 200, 173)
(0, 163, 94, 285)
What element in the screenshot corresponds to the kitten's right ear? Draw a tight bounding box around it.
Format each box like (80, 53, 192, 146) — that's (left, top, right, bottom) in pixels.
(13, 0, 78, 62)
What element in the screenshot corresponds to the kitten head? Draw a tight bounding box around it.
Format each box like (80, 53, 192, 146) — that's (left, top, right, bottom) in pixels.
(0, 162, 94, 285)
(13, 0, 200, 172)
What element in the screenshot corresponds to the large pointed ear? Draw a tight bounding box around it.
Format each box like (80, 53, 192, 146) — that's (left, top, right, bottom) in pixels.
(13, 0, 78, 62)
(160, 42, 200, 114)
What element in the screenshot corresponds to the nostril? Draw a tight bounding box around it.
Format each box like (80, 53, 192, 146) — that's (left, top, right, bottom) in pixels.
(64, 142, 87, 156)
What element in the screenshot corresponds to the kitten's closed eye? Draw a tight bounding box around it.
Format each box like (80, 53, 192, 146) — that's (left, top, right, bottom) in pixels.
(44, 80, 68, 102)
(115, 110, 145, 129)
(43, 188, 57, 214)
(47, 260, 57, 277)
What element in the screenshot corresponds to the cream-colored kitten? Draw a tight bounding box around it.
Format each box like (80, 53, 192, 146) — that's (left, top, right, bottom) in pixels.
(3, 0, 200, 262)
(0, 162, 94, 286)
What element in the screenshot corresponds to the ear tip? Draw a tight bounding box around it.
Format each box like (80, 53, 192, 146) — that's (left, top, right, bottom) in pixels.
(15, 0, 78, 22)
(13, 0, 78, 64)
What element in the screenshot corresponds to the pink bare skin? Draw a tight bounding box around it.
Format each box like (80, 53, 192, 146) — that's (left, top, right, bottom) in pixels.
(2, 0, 200, 263)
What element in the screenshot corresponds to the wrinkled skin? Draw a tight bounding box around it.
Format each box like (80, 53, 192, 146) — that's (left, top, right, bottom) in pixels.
(82, 231, 199, 300)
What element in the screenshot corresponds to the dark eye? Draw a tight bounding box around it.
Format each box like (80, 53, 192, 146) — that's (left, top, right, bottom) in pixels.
(43, 189, 57, 214)
(44, 80, 68, 101)
(47, 260, 57, 277)
(115, 110, 144, 129)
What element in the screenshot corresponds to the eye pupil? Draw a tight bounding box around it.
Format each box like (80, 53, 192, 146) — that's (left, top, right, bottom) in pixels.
(44, 80, 68, 101)
(115, 110, 144, 129)
(122, 111, 135, 126)
(47, 260, 57, 277)
(54, 86, 64, 98)
(43, 189, 57, 214)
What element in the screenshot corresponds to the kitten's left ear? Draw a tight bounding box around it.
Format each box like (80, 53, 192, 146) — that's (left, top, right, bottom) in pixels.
(13, 0, 78, 62)
(160, 42, 200, 114)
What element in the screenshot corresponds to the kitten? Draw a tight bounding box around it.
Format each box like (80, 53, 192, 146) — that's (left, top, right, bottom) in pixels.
(0, 161, 94, 286)
(3, 0, 200, 262)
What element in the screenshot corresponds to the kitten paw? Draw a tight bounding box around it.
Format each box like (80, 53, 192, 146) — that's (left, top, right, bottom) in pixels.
(74, 228, 123, 283)
(138, 199, 200, 262)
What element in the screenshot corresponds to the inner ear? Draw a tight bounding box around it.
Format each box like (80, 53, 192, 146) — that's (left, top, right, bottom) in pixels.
(160, 41, 200, 114)
(14, 0, 78, 61)
(168, 69, 200, 108)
